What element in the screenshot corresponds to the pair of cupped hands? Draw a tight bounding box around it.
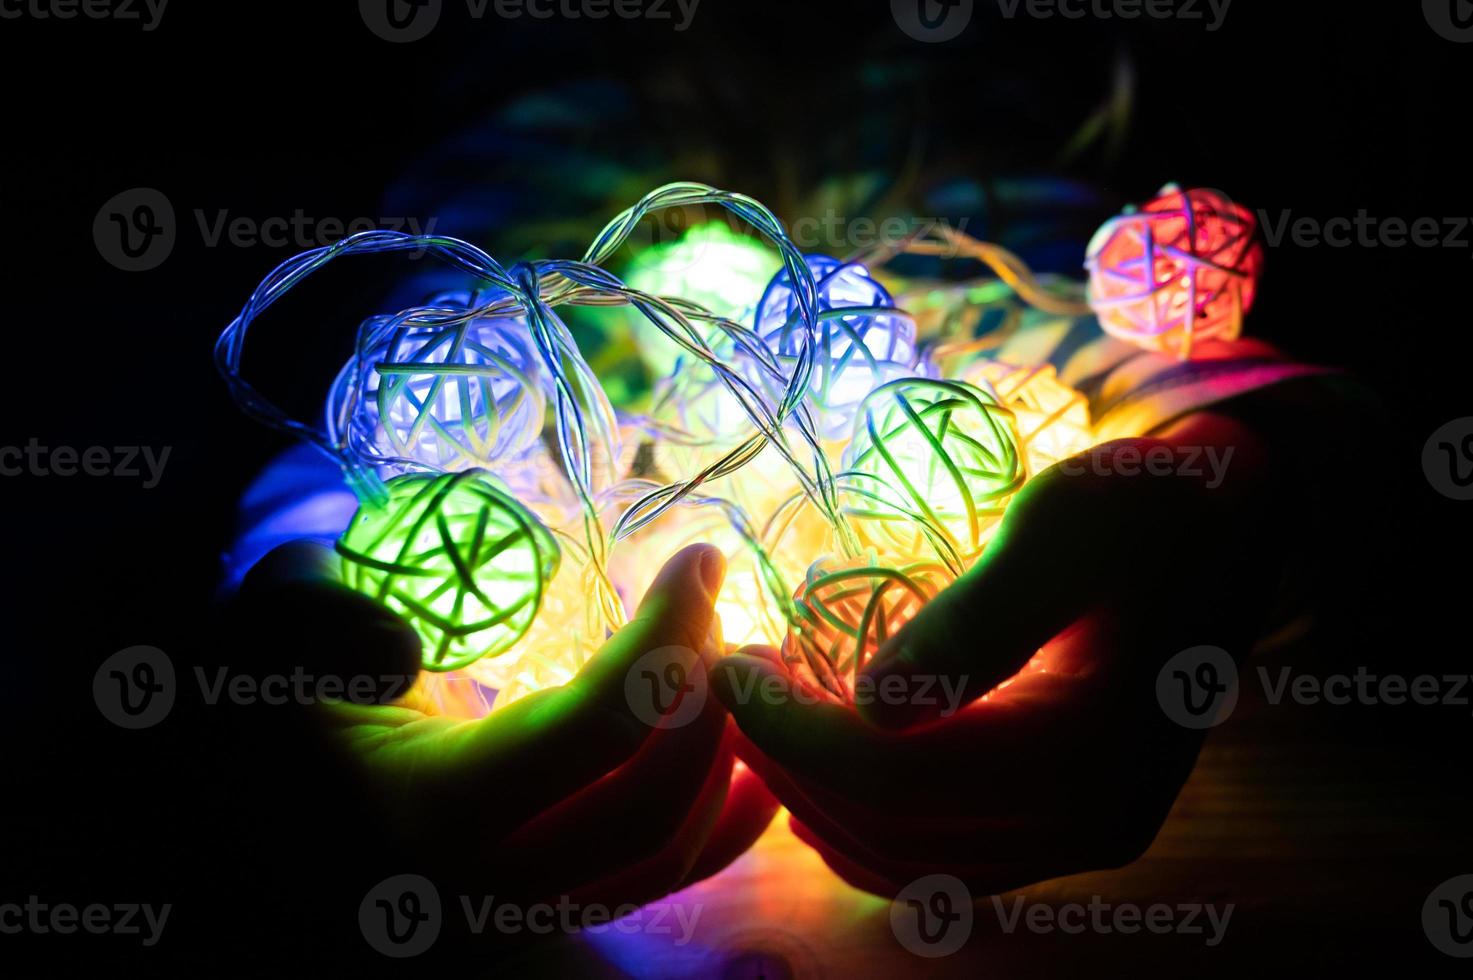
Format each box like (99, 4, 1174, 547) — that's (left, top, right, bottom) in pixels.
(231, 411, 1278, 919)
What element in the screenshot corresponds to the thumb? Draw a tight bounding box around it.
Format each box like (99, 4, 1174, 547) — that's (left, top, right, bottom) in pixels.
(855, 441, 1171, 729)
(564, 543, 726, 713)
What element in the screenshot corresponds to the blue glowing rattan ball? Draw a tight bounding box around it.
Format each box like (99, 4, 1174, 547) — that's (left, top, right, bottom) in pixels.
(753, 255, 918, 439)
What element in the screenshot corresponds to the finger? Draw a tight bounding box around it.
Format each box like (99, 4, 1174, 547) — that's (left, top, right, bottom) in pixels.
(789, 816, 1070, 900)
(714, 647, 1056, 807)
(680, 750, 782, 886)
(787, 816, 906, 898)
(723, 614, 1167, 806)
(858, 440, 1176, 729)
(729, 726, 894, 867)
(398, 544, 727, 831)
(227, 540, 422, 703)
(494, 659, 730, 890)
(732, 721, 1057, 866)
(712, 650, 895, 791)
(552, 729, 737, 912)
(565, 542, 725, 708)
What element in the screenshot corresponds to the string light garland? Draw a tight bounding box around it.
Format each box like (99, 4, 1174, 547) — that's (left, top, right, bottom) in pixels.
(218, 179, 1263, 713)
(1085, 184, 1264, 358)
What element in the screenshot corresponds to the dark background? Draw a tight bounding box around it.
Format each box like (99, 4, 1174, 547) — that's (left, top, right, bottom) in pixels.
(1, 1, 1468, 975)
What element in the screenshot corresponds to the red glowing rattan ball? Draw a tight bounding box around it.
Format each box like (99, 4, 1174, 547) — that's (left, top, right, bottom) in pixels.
(1085, 185, 1264, 358)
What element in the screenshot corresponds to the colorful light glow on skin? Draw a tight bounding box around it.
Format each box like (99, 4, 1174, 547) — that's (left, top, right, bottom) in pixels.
(615, 500, 812, 650)
(1085, 184, 1263, 359)
(753, 255, 919, 440)
(840, 378, 1026, 569)
(337, 469, 560, 673)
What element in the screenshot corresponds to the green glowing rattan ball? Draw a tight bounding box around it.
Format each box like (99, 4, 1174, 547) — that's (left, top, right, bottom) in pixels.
(623, 221, 781, 377)
(840, 378, 1025, 563)
(336, 470, 560, 672)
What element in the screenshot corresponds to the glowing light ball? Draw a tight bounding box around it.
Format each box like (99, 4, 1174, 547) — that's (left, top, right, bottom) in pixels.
(782, 555, 954, 701)
(647, 339, 768, 445)
(754, 255, 919, 439)
(1085, 185, 1263, 358)
(623, 221, 782, 377)
(336, 469, 560, 673)
(841, 378, 1025, 563)
(338, 297, 547, 473)
(469, 551, 599, 711)
(605, 493, 801, 648)
(961, 359, 1094, 472)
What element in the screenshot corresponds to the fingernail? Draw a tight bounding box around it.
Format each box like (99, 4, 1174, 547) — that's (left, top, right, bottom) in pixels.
(697, 545, 726, 598)
(705, 611, 725, 657)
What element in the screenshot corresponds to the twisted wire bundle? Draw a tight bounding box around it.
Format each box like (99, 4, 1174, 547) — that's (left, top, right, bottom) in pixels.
(328, 291, 547, 474)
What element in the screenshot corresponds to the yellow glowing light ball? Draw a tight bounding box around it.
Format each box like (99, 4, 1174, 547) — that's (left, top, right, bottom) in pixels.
(403, 548, 601, 717)
(960, 359, 1094, 472)
(608, 503, 787, 649)
(469, 550, 601, 711)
